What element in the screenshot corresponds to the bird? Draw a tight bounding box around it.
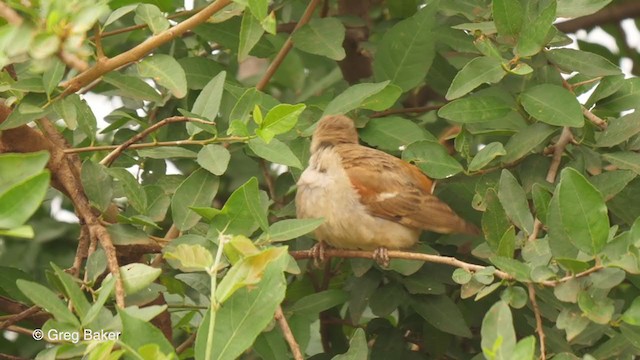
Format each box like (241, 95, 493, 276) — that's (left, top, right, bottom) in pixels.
(295, 115, 480, 266)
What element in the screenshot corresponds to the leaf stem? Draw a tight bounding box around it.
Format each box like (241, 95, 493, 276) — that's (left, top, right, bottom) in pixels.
(205, 234, 228, 360)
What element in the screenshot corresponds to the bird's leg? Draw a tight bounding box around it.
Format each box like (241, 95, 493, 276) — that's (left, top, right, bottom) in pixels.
(310, 241, 327, 267)
(373, 247, 390, 268)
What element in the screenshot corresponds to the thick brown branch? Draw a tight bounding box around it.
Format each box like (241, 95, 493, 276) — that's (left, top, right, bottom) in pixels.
(556, 2, 640, 33)
(61, 0, 232, 95)
(582, 106, 607, 130)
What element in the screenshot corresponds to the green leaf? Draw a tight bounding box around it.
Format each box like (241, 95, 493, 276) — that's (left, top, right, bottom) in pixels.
(360, 84, 403, 111)
(332, 328, 368, 360)
(622, 296, 640, 325)
(491, 257, 531, 282)
(80, 160, 112, 212)
(163, 244, 214, 272)
(290, 289, 349, 315)
(402, 140, 463, 179)
(109, 168, 147, 213)
(520, 84, 583, 127)
(597, 77, 640, 112)
(515, 1, 556, 57)
(119, 308, 175, 357)
(359, 117, 435, 151)
(322, 81, 390, 117)
(248, 137, 302, 169)
(104, 263, 161, 295)
(195, 257, 287, 360)
(492, 0, 524, 37)
(171, 169, 220, 231)
(481, 301, 516, 360)
(292, 18, 346, 60)
(178, 57, 226, 90)
(134, 4, 169, 34)
(446, 56, 506, 100)
(238, 10, 264, 61)
(482, 189, 514, 256)
(69, 95, 98, 141)
(43, 59, 65, 96)
(264, 218, 324, 242)
(191, 71, 226, 122)
(578, 291, 615, 324)
(137, 147, 198, 159)
(603, 152, 640, 175)
(532, 183, 552, 222)
(373, 2, 438, 91)
(247, 0, 268, 19)
(595, 112, 640, 147)
(0, 225, 34, 238)
(0, 101, 50, 130)
(137, 54, 187, 98)
(498, 170, 534, 235)
(469, 142, 506, 171)
(502, 123, 556, 164)
(211, 177, 269, 235)
(513, 336, 536, 360)
(555, 167, 609, 255)
(412, 295, 472, 338)
(51, 263, 90, 322)
(261, 103, 306, 137)
(197, 145, 231, 176)
(29, 33, 60, 60)
(0, 171, 49, 229)
(0, 151, 49, 195)
(452, 268, 473, 285)
(590, 170, 637, 201)
(52, 97, 78, 130)
(546, 48, 621, 77)
(16, 280, 80, 327)
(556, 0, 612, 18)
(438, 96, 512, 123)
(103, 72, 162, 103)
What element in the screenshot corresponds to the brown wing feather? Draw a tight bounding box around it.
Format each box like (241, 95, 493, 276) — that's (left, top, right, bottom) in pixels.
(336, 144, 479, 235)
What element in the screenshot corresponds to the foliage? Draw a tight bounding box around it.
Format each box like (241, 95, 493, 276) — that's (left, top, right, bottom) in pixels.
(1, 0, 640, 359)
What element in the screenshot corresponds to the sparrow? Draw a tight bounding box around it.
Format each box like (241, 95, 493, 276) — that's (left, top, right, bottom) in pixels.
(295, 115, 480, 265)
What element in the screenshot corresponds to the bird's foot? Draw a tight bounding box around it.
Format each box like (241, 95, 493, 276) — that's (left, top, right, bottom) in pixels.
(310, 242, 327, 268)
(373, 247, 390, 268)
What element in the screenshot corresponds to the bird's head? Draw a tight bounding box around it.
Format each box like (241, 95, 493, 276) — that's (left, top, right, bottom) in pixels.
(310, 115, 359, 153)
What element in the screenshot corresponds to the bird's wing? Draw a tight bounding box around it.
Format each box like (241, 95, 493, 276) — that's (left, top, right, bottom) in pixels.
(336, 144, 479, 235)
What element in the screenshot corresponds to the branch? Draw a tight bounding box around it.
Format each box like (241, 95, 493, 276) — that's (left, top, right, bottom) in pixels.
(290, 249, 514, 281)
(100, 116, 215, 166)
(0, 2, 22, 26)
(546, 127, 573, 183)
(64, 136, 251, 154)
(275, 306, 304, 360)
(255, 0, 322, 90)
(61, 0, 232, 95)
(582, 106, 608, 130)
(528, 284, 546, 360)
(556, 2, 640, 33)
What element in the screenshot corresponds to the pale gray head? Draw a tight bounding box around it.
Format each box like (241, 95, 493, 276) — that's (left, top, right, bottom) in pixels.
(310, 115, 359, 153)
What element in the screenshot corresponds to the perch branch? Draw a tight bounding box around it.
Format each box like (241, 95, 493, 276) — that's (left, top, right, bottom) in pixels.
(582, 106, 608, 130)
(370, 104, 443, 118)
(64, 136, 251, 154)
(546, 127, 573, 183)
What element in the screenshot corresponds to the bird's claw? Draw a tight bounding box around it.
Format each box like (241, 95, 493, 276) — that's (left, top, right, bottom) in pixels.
(373, 247, 390, 268)
(310, 242, 327, 267)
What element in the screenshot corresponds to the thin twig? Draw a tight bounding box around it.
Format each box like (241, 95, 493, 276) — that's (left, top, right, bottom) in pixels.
(259, 159, 277, 200)
(94, 24, 106, 60)
(61, 0, 232, 96)
(92, 7, 202, 40)
(581, 106, 608, 130)
(528, 283, 546, 360)
(370, 104, 443, 118)
(255, 0, 321, 90)
(58, 51, 89, 72)
(0, 306, 39, 330)
(275, 306, 304, 360)
(100, 116, 214, 166)
(571, 77, 602, 89)
(176, 332, 197, 354)
(0, 2, 22, 26)
(64, 135, 251, 154)
(527, 219, 542, 242)
(546, 127, 573, 183)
